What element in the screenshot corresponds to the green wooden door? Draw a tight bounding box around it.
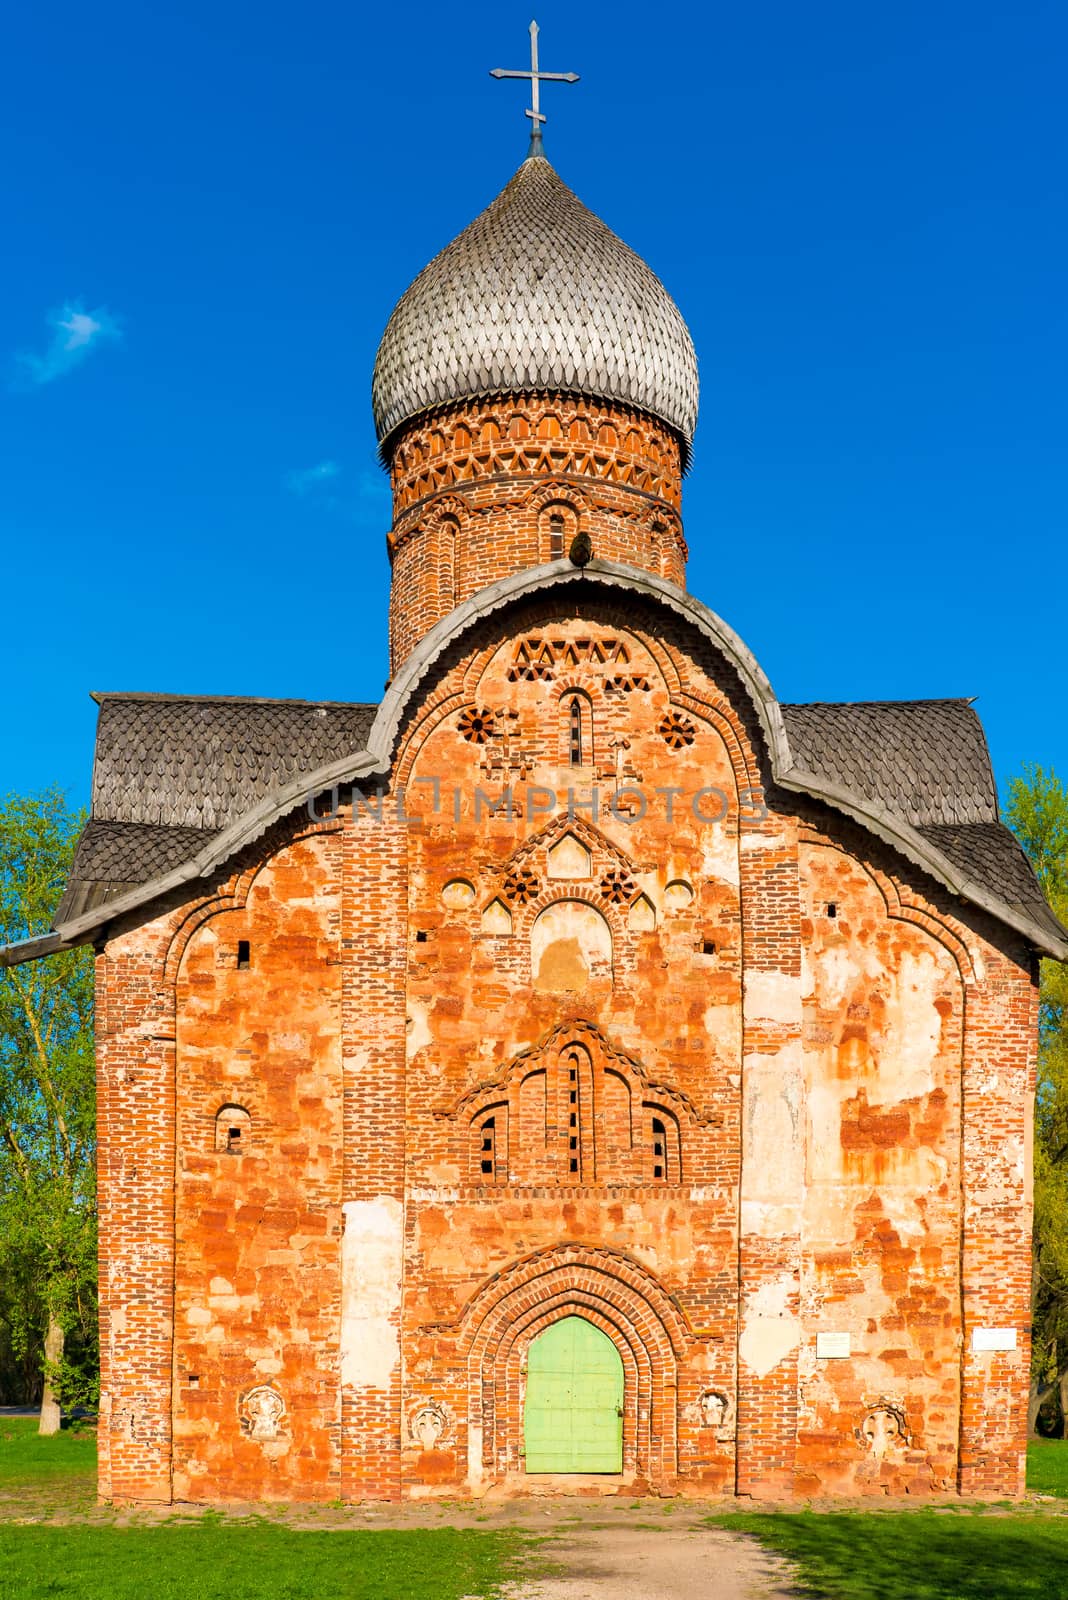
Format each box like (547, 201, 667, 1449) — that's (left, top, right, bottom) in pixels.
(524, 1315, 623, 1472)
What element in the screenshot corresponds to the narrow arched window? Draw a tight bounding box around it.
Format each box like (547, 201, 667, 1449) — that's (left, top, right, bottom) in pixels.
(548, 513, 564, 559)
(471, 1103, 507, 1182)
(480, 1116, 496, 1176)
(568, 696, 584, 766)
(646, 1105, 680, 1183)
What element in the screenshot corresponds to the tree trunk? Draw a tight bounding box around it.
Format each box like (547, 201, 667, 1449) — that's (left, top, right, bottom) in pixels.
(38, 1312, 63, 1436)
(1059, 1368, 1068, 1440)
(1029, 1376, 1052, 1438)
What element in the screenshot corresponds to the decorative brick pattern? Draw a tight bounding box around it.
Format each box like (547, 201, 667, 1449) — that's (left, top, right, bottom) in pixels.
(386, 395, 685, 669)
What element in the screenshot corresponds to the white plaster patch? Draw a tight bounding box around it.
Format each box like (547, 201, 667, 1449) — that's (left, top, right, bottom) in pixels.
(739, 1277, 801, 1378)
(739, 832, 787, 853)
(743, 1052, 804, 1206)
(340, 1197, 403, 1391)
(744, 969, 803, 1026)
(702, 1002, 739, 1057)
(343, 1048, 371, 1076)
(699, 826, 740, 887)
(406, 999, 432, 1059)
(740, 1198, 802, 1235)
(869, 949, 942, 1105)
(807, 1083, 842, 1185)
(811, 945, 859, 1012)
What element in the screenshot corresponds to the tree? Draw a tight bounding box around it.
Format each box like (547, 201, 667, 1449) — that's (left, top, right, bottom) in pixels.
(0, 789, 95, 1433)
(1005, 765, 1068, 1436)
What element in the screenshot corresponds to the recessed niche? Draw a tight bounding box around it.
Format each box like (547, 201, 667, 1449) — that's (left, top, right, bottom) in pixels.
(441, 879, 475, 909)
(215, 1103, 251, 1154)
(481, 898, 513, 936)
(531, 900, 612, 993)
(627, 893, 656, 932)
(546, 832, 592, 880)
(664, 879, 694, 912)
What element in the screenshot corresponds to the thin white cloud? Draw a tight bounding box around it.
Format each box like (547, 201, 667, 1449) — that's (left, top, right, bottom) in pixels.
(13, 301, 122, 388)
(283, 460, 390, 522)
(284, 460, 341, 496)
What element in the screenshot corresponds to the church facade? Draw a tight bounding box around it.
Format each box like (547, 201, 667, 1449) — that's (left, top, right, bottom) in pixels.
(8, 141, 1066, 1504)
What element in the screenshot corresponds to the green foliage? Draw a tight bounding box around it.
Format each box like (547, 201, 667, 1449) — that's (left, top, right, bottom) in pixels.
(0, 1525, 528, 1600)
(1006, 766, 1068, 1429)
(709, 1509, 1068, 1600)
(1027, 1438, 1068, 1498)
(0, 789, 96, 1410)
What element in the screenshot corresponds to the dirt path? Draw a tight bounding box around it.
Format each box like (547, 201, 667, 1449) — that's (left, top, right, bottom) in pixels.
(503, 1519, 797, 1600)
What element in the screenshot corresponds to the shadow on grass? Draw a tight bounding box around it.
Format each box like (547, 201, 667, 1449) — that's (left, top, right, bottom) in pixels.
(710, 1510, 1068, 1600)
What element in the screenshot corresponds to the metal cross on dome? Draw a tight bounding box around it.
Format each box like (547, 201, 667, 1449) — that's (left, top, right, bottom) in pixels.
(490, 21, 579, 153)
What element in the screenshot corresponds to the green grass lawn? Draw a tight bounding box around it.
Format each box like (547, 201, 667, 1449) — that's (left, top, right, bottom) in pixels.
(0, 1420, 528, 1598)
(711, 1509, 1068, 1600)
(0, 1523, 528, 1600)
(1027, 1438, 1068, 1498)
(0, 1418, 96, 1484)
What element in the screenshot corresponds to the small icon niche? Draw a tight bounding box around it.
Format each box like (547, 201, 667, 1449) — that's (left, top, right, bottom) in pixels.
(215, 1104, 252, 1154)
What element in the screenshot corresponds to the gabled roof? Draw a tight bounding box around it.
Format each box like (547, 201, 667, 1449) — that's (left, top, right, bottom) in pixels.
(4, 562, 1065, 965)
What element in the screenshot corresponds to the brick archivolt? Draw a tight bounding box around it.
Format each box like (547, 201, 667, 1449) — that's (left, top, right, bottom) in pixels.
(798, 823, 980, 985)
(393, 607, 763, 812)
(436, 1244, 689, 1484)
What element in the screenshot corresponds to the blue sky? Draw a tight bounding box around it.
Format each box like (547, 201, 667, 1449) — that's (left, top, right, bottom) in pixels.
(2, 0, 1064, 812)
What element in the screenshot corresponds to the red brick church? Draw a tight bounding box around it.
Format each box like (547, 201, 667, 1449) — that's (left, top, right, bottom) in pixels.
(6, 77, 1066, 1503)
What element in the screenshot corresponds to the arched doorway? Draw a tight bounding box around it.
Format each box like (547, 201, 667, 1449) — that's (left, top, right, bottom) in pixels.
(524, 1315, 623, 1472)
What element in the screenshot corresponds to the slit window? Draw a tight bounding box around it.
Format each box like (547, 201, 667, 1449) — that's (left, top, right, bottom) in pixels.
(826, 903, 838, 919)
(652, 1117, 666, 1180)
(568, 696, 584, 765)
(549, 513, 564, 559)
(480, 1116, 496, 1176)
(237, 940, 251, 970)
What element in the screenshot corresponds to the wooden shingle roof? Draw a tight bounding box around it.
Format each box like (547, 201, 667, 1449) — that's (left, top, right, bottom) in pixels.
(53, 693, 375, 924)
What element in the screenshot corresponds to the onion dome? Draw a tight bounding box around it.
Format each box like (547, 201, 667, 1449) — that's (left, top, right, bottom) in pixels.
(372, 154, 699, 461)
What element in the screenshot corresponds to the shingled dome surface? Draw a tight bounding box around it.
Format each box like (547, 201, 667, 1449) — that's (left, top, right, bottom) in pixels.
(372, 154, 699, 456)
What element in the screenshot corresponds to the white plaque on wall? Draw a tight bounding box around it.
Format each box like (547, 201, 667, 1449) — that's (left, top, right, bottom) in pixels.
(972, 1327, 1017, 1352)
(816, 1331, 851, 1359)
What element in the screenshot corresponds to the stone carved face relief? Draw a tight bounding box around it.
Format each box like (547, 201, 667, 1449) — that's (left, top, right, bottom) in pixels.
(409, 1402, 450, 1452)
(693, 1388, 733, 1441)
(239, 1385, 285, 1441)
(699, 1390, 727, 1429)
(860, 1404, 908, 1460)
